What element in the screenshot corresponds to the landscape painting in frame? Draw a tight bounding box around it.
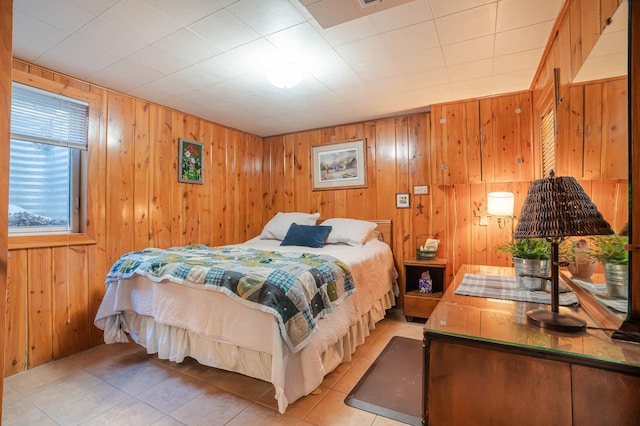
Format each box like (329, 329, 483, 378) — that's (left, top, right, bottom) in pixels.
(312, 139, 367, 190)
(178, 138, 204, 184)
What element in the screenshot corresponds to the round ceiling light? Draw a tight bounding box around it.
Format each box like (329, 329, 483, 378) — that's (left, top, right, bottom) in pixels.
(267, 62, 302, 89)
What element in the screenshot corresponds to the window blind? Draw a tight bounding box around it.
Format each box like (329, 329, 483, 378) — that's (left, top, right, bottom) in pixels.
(10, 82, 89, 150)
(540, 106, 555, 178)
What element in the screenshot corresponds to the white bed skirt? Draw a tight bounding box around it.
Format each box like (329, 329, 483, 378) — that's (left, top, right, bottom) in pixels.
(100, 287, 395, 413)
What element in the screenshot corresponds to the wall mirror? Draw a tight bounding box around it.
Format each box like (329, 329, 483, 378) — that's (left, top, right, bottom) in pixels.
(568, 0, 630, 320)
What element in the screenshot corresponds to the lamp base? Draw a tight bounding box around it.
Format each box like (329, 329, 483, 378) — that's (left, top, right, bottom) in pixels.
(526, 309, 586, 333)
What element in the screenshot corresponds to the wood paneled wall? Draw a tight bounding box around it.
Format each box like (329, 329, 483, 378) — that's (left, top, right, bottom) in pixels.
(1, 0, 13, 406)
(5, 60, 265, 376)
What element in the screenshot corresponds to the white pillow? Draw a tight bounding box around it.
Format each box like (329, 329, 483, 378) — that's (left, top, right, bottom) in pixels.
(260, 212, 321, 240)
(321, 218, 378, 246)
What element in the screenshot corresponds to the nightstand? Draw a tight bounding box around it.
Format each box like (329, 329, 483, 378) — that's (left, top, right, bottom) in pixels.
(403, 257, 447, 320)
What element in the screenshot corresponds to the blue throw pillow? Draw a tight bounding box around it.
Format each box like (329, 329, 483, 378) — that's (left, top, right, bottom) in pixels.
(280, 223, 332, 248)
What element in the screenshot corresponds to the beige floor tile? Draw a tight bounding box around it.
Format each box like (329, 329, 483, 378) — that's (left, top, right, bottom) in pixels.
(320, 359, 352, 389)
(79, 398, 166, 425)
(137, 373, 209, 414)
(226, 403, 316, 426)
(331, 356, 375, 394)
(277, 385, 329, 420)
(305, 389, 376, 426)
(2, 385, 57, 426)
(22, 369, 104, 404)
(102, 357, 175, 396)
(169, 384, 251, 425)
(151, 416, 187, 425)
(5, 357, 80, 394)
(40, 381, 130, 425)
(372, 414, 413, 425)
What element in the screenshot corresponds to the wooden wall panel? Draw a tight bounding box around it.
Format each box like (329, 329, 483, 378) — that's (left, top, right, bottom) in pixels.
(601, 78, 628, 178)
(6, 250, 27, 376)
(52, 245, 89, 359)
(134, 100, 151, 250)
(27, 248, 53, 368)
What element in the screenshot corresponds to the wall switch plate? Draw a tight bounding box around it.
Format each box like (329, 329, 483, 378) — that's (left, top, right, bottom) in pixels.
(414, 185, 429, 195)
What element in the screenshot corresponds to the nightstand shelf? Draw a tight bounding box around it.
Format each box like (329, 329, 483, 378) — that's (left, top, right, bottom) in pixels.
(403, 257, 447, 320)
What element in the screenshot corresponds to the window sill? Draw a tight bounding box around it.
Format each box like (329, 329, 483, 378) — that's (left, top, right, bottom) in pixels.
(8, 233, 97, 250)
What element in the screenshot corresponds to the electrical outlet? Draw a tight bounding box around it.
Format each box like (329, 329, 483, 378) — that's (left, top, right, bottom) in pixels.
(414, 185, 429, 195)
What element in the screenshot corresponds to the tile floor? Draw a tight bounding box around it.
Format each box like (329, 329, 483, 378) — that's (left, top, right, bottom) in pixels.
(2, 309, 425, 425)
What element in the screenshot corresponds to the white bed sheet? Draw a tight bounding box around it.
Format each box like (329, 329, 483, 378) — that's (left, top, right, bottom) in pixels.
(94, 238, 397, 413)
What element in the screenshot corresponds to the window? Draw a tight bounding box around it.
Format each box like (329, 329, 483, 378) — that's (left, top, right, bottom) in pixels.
(9, 82, 88, 234)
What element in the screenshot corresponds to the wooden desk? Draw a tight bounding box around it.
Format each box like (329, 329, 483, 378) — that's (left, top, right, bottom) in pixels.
(423, 265, 640, 426)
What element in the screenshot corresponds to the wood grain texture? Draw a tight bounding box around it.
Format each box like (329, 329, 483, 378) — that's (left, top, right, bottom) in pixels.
(428, 340, 572, 426)
(0, 3, 13, 402)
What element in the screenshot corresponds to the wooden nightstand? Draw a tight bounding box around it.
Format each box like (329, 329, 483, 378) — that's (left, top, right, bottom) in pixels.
(403, 257, 447, 320)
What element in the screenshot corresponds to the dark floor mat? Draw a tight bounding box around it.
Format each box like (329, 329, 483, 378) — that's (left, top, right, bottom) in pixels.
(344, 336, 422, 426)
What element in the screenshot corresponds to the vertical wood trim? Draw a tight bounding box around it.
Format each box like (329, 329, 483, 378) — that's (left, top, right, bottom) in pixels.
(27, 248, 53, 368)
(0, 0, 11, 400)
(6, 250, 27, 376)
(134, 100, 150, 250)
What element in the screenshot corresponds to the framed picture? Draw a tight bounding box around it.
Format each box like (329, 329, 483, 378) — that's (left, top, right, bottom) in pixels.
(311, 139, 367, 190)
(396, 192, 410, 208)
(178, 138, 204, 184)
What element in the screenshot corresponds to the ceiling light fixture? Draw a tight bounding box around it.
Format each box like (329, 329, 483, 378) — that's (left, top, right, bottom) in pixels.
(267, 62, 302, 89)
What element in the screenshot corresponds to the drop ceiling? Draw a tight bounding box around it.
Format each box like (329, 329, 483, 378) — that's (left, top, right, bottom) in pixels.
(12, 0, 565, 137)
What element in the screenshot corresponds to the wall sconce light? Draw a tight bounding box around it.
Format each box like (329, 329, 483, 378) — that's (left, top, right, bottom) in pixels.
(476, 192, 515, 230)
(487, 192, 515, 229)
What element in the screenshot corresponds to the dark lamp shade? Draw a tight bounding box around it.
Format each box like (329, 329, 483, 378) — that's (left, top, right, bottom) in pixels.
(514, 174, 614, 239)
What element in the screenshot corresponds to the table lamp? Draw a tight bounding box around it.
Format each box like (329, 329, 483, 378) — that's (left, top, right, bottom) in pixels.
(514, 171, 614, 332)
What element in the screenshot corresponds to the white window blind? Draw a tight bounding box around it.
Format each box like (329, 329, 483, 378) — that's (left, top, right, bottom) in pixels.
(10, 82, 88, 150)
(540, 106, 555, 178)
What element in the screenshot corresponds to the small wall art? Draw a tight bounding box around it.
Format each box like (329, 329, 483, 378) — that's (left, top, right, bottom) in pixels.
(396, 192, 410, 208)
(178, 138, 203, 184)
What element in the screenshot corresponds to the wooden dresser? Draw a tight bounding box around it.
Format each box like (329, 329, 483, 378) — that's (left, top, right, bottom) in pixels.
(423, 265, 640, 426)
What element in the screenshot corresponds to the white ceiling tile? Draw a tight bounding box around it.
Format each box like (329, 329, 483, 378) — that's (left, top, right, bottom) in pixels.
(412, 67, 450, 88)
(73, 18, 149, 57)
(228, 0, 305, 36)
(490, 68, 536, 94)
(381, 21, 439, 54)
(12, 10, 71, 61)
(573, 52, 627, 83)
(202, 80, 252, 100)
(430, 0, 496, 18)
(492, 48, 544, 74)
(297, 49, 352, 78)
(154, 29, 222, 64)
(442, 35, 494, 66)
(393, 47, 446, 73)
(494, 21, 554, 56)
(313, 16, 377, 47)
(496, 0, 564, 32)
(127, 45, 190, 75)
(89, 58, 164, 92)
(589, 30, 627, 58)
(334, 36, 392, 66)
(447, 58, 492, 82)
(15, 0, 95, 33)
(101, 0, 182, 43)
(423, 83, 454, 104)
(68, 0, 120, 15)
(142, 0, 226, 26)
(189, 8, 261, 51)
(315, 68, 363, 91)
(267, 23, 332, 57)
(368, 0, 433, 33)
(450, 76, 492, 99)
(353, 58, 406, 82)
(435, 3, 497, 45)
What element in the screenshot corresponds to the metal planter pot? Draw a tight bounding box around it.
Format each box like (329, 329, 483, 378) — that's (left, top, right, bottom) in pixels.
(513, 258, 550, 291)
(604, 263, 629, 299)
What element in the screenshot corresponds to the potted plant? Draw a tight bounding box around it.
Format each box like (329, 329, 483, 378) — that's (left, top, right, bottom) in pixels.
(496, 238, 551, 291)
(589, 234, 629, 298)
(560, 238, 598, 279)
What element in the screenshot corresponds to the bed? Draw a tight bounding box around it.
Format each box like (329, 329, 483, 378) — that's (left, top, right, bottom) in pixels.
(94, 214, 397, 413)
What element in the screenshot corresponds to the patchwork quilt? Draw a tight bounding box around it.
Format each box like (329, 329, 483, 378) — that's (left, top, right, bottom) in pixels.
(106, 244, 356, 352)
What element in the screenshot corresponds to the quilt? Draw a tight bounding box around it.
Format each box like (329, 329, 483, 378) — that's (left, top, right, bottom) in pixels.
(106, 244, 356, 352)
